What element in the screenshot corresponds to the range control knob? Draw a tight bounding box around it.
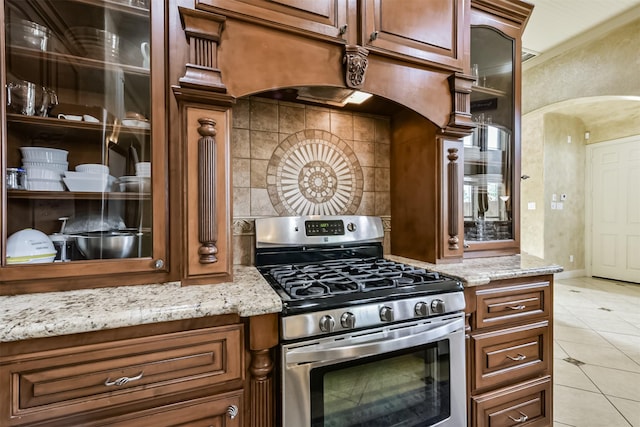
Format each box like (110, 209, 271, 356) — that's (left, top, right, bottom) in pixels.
(346, 222, 357, 232)
(415, 302, 429, 317)
(379, 306, 394, 322)
(341, 312, 356, 329)
(431, 299, 446, 315)
(319, 315, 336, 332)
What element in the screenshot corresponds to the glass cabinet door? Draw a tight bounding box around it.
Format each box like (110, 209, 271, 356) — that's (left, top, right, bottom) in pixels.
(2, 0, 158, 274)
(464, 25, 515, 245)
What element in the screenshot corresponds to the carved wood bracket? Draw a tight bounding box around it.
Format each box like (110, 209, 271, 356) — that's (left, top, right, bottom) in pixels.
(447, 148, 460, 251)
(343, 45, 369, 89)
(178, 7, 227, 91)
(444, 72, 477, 138)
(197, 118, 218, 264)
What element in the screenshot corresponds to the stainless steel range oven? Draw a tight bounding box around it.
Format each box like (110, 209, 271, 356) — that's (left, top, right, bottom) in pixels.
(255, 215, 466, 427)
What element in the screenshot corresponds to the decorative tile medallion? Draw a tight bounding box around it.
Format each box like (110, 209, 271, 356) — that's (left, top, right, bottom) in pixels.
(267, 130, 363, 215)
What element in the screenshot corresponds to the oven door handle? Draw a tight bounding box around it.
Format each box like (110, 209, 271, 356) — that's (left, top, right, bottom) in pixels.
(286, 317, 463, 365)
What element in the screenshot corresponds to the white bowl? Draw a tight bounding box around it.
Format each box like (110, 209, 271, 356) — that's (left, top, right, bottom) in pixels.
(23, 160, 68, 171)
(64, 170, 108, 179)
(23, 166, 62, 180)
(135, 162, 151, 177)
(27, 178, 65, 191)
(20, 146, 68, 162)
(118, 176, 151, 193)
(122, 118, 150, 129)
(6, 228, 56, 264)
(75, 163, 109, 174)
(63, 175, 115, 192)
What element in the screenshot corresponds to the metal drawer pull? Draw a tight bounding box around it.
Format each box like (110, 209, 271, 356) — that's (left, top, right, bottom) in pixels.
(506, 353, 527, 361)
(508, 411, 529, 423)
(227, 404, 239, 419)
(507, 304, 526, 310)
(104, 371, 144, 387)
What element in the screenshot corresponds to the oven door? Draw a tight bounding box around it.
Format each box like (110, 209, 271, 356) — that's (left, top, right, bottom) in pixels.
(281, 313, 466, 427)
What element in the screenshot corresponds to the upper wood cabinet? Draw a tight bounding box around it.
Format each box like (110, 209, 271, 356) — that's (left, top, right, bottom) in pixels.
(360, 0, 466, 69)
(196, 0, 466, 70)
(461, 0, 532, 258)
(195, 0, 351, 42)
(1, 0, 170, 293)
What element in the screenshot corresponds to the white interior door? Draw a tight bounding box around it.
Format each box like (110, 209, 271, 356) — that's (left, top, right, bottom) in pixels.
(588, 136, 640, 283)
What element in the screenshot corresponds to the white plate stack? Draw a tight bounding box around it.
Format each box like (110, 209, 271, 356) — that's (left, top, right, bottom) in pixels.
(117, 161, 150, 193)
(20, 147, 68, 191)
(135, 161, 150, 177)
(63, 164, 116, 192)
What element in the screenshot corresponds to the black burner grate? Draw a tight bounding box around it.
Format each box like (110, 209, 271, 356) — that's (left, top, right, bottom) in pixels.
(262, 258, 446, 300)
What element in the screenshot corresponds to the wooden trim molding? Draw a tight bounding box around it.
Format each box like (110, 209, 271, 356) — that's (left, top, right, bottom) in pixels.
(178, 7, 227, 91)
(197, 118, 218, 264)
(444, 72, 476, 138)
(343, 45, 369, 89)
(471, 0, 534, 28)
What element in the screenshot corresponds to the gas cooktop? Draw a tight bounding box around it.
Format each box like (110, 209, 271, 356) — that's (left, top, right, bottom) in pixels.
(255, 216, 462, 316)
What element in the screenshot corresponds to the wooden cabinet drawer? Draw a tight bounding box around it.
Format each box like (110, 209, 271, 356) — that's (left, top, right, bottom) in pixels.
(5, 324, 243, 425)
(474, 280, 551, 329)
(472, 376, 551, 427)
(472, 321, 549, 392)
(89, 390, 243, 427)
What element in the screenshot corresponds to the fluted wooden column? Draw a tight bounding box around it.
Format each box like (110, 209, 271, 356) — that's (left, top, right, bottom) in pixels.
(197, 118, 218, 264)
(447, 147, 460, 251)
(249, 314, 278, 427)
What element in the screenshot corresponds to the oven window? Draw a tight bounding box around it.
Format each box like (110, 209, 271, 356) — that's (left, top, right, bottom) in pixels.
(310, 341, 451, 427)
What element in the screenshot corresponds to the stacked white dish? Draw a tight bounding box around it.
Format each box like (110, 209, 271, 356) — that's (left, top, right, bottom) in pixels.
(118, 161, 150, 193)
(63, 164, 115, 192)
(134, 161, 150, 177)
(20, 147, 68, 191)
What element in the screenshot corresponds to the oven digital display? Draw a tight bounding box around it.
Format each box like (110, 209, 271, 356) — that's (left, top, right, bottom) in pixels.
(305, 220, 344, 236)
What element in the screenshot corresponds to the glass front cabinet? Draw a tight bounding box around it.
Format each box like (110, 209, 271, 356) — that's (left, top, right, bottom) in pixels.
(1, 0, 168, 290)
(463, 5, 524, 257)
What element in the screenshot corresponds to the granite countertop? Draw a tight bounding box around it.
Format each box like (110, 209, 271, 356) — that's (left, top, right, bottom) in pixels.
(0, 265, 282, 343)
(386, 253, 563, 286)
(1, 254, 562, 343)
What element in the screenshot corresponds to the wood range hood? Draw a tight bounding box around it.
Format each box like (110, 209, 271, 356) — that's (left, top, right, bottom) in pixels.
(170, 0, 485, 266)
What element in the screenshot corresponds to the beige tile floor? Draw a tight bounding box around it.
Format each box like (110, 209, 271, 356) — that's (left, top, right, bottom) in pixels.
(553, 276, 640, 427)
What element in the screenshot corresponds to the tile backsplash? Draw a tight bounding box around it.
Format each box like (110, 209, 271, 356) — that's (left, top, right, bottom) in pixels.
(232, 96, 392, 264)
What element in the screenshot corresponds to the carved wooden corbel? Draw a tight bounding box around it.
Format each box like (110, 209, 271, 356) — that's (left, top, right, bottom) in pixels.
(447, 148, 460, 251)
(343, 45, 369, 89)
(444, 72, 476, 138)
(178, 7, 226, 91)
(197, 118, 218, 264)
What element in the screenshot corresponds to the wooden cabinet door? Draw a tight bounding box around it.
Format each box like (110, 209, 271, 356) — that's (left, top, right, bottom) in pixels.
(360, 0, 466, 69)
(1, 0, 170, 294)
(196, 0, 350, 42)
(472, 376, 551, 427)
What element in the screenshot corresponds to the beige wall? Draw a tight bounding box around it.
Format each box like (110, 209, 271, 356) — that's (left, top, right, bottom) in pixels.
(523, 18, 640, 114)
(521, 17, 640, 273)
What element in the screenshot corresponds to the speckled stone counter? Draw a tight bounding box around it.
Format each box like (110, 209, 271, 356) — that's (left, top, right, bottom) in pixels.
(1, 254, 562, 343)
(386, 253, 563, 286)
(0, 265, 282, 343)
